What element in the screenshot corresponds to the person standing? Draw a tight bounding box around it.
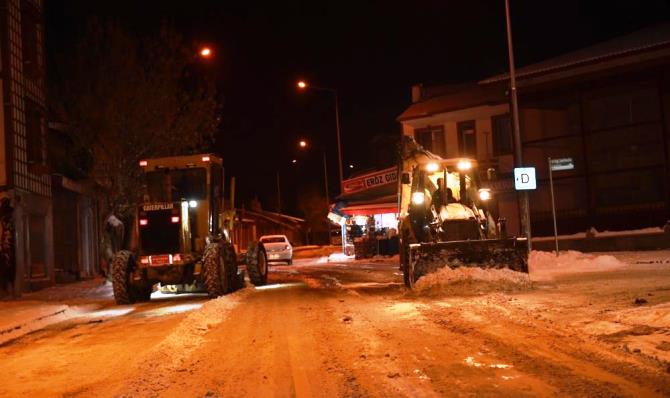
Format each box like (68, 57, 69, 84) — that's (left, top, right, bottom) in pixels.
(0, 198, 15, 297)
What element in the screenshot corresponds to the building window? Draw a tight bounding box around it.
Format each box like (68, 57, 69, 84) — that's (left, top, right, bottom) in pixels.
(457, 120, 476, 157)
(25, 99, 44, 165)
(492, 114, 512, 156)
(21, 0, 40, 79)
(414, 126, 446, 157)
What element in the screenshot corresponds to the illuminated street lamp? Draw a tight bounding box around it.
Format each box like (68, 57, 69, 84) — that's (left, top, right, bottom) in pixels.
(296, 79, 344, 191)
(199, 47, 212, 58)
(297, 139, 334, 246)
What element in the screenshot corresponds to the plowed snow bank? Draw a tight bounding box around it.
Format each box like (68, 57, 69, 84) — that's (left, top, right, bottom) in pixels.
(414, 266, 531, 295)
(120, 289, 250, 396)
(529, 250, 627, 280)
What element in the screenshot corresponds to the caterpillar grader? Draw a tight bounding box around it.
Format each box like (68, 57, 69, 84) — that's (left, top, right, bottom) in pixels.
(111, 154, 268, 304)
(398, 137, 528, 287)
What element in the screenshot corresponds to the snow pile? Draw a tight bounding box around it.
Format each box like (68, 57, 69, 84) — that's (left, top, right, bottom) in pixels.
(160, 289, 248, 348)
(529, 250, 627, 280)
(293, 245, 342, 259)
(23, 277, 112, 302)
(413, 266, 531, 295)
(121, 289, 249, 396)
(614, 302, 670, 329)
(328, 252, 355, 262)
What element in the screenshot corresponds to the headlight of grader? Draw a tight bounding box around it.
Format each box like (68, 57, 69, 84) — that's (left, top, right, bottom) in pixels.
(411, 191, 425, 205)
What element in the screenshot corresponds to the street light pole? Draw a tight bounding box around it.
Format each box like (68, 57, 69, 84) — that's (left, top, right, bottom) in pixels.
(504, 0, 532, 250)
(297, 81, 344, 191)
(297, 139, 333, 245)
(333, 91, 344, 188)
(323, 151, 330, 204)
(276, 171, 282, 213)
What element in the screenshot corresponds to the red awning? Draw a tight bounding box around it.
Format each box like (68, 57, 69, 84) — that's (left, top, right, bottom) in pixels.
(339, 203, 397, 216)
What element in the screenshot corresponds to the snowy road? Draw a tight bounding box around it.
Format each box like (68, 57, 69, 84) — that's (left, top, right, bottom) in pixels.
(1, 253, 670, 397)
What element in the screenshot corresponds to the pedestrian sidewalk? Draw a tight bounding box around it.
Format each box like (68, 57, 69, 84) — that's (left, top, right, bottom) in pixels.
(0, 278, 112, 345)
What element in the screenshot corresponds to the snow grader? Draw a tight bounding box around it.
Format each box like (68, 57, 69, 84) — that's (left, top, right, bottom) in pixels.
(398, 138, 528, 287)
(111, 154, 268, 304)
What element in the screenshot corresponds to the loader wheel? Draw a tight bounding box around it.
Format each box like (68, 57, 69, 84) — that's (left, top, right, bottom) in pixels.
(112, 251, 150, 304)
(203, 242, 236, 298)
(246, 241, 268, 286)
(400, 229, 416, 288)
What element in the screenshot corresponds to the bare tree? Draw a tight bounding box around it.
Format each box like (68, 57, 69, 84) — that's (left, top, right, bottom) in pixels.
(54, 20, 219, 219)
(298, 184, 330, 244)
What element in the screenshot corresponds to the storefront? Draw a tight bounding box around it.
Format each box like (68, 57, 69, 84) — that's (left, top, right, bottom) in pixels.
(329, 167, 400, 258)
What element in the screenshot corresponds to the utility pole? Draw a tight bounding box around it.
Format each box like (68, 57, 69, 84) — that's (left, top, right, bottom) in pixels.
(323, 152, 330, 204)
(505, 0, 532, 250)
(276, 171, 281, 213)
(333, 91, 344, 189)
(323, 151, 334, 247)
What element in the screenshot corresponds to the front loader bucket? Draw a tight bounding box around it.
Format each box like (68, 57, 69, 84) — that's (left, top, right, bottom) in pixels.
(407, 238, 528, 287)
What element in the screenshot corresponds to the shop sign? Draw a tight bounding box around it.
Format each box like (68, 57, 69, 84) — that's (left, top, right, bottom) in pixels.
(341, 167, 397, 195)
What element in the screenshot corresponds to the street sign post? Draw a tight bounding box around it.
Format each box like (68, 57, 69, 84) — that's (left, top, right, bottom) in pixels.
(548, 157, 574, 256)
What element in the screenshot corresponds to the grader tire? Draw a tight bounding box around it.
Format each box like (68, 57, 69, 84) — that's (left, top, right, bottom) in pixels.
(112, 250, 149, 304)
(203, 242, 236, 298)
(246, 241, 268, 286)
(221, 241, 242, 293)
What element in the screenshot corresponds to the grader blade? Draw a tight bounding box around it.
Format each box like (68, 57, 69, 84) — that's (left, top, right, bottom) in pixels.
(407, 238, 528, 287)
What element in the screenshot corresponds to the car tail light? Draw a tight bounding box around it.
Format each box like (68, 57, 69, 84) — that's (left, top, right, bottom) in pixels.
(173, 254, 181, 262)
(171, 216, 180, 223)
(139, 218, 148, 226)
(140, 257, 150, 264)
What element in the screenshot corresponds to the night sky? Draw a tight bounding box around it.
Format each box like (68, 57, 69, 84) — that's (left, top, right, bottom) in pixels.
(45, 1, 670, 215)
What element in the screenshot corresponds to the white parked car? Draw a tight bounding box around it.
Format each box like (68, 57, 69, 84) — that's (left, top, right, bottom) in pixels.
(259, 235, 293, 265)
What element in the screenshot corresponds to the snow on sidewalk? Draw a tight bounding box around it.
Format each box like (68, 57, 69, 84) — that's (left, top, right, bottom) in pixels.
(532, 226, 666, 242)
(0, 278, 112, 345)
(0, 302, 101, 345)
(529, 250, 628, 281)
(21, 277, 113, 302)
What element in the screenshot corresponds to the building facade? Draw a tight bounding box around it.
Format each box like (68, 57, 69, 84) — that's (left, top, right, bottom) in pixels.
(399, 24, 670, 236)
(0, 0, 53, 293)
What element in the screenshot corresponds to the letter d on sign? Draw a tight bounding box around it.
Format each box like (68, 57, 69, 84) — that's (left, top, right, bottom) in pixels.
(514, 167, 537, 190)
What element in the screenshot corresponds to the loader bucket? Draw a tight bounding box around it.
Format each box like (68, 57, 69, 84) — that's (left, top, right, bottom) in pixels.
(407, 238, 528, 287)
